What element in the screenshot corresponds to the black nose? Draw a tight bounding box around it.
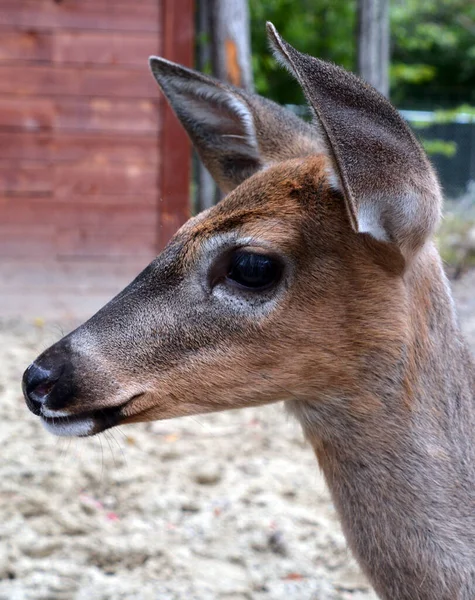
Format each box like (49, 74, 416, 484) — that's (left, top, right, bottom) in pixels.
(22, 361, 63, 415)
(23, 340, 77, 416)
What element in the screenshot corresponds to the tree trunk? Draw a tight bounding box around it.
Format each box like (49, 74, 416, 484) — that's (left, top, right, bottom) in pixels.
(209, 0, 253, 92)
(195, 0, 217, 211)
(357, 0, 390, 98)
(194, 0, 254, 212)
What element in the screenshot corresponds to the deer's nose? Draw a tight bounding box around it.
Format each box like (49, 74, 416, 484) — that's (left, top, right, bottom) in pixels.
(22, 361, 63, 415)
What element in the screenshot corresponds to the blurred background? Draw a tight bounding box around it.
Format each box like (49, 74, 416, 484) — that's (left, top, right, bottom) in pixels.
(1, 1, 475, 599)
(1, 0, 475, 320)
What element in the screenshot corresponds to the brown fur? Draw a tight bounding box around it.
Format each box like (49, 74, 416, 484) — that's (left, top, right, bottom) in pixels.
(23, 27, 475, 600)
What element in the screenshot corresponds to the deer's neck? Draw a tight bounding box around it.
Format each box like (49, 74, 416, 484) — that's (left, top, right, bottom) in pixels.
(293, 252, 475, 600)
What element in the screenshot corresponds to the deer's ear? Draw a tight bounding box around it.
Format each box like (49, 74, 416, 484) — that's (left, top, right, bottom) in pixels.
(149, 57, 323, 194)
(150, 57, 260, 192)
(266, 23, 441, 260)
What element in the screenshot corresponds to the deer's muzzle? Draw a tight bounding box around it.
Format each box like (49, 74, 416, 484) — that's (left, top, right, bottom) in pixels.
(22, 340, 122, 437)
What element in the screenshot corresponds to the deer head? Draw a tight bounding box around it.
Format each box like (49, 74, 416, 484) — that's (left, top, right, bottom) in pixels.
(23, 25, 442, 438)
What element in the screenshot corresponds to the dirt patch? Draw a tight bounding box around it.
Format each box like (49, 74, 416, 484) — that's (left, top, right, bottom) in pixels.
(1, 273, 474, 600)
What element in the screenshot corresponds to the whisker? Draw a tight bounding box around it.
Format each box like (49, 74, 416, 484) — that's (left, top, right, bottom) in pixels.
(55, 437, 67, 463)
(103, 431, 119, 468)
(59, 436, 73, 464)
(113, 426, 129, 440)
(96, 434, 105, 485)
(107, 428, 128, 468)
(188, 415, 218, 438)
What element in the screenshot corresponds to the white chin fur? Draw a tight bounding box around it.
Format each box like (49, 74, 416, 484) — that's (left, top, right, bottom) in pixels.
(41, 416, 95, 437)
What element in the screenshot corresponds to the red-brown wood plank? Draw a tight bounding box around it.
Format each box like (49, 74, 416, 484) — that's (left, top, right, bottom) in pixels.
(0, 227, 58, 257)
(0, 30, 159, 67)
(0, 225, 158, 258)
(158, 0, 194, 248)
(0, 29, 50, 62)
(0, 162, 52, 195)
(0, 97, 53, 131)
(0, 132, 159, 166)
(56, 165, 157, 197)
(1, 199, 155, 226)
(0, 201, 158, 258)
(0, 132, 52, 161)
(0, 162, 158, 196)
(2, 1, 160, 33)
(56, 226, 158, 257)
(0, 64, 159, 98)
(0, 194, 156, 207)
(0, 0, 168, 262)
(0, 97, 160, 133)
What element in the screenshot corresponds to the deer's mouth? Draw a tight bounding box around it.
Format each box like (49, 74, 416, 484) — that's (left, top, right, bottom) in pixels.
(39, 397, 142, 437)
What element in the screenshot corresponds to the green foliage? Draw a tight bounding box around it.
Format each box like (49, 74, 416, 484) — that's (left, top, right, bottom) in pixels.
(390, 0, 475, 108)
(409, 105, 475, 130)
(408, 104, 475, 157)
(390, 63, 435, 85)
(250, 0, 356, 104)
(249, 0, 475, 110)
(433, 105, 475, 124)
(421, 139, 457, 158)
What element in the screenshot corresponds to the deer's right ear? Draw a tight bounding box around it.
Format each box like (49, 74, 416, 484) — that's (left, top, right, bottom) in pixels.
(266, 23, 442, 261)
(149, 57, 323, 193)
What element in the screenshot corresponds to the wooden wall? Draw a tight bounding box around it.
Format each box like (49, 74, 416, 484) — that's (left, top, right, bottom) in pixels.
(0, 0, 193, 262)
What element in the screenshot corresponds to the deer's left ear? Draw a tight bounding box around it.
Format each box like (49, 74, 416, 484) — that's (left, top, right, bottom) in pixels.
(267, 23, 442, 261)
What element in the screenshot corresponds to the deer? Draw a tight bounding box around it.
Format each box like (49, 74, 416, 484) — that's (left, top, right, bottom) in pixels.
(22, 24, 475, 600)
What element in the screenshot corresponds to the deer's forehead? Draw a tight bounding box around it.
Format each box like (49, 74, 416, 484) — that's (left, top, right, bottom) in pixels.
(178, 156, 336, 258)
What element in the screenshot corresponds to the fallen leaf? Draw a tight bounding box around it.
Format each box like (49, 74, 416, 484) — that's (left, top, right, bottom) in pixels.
(283, 573, 304, 581)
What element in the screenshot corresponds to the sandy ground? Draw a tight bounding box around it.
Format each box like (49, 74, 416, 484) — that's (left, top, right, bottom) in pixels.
(1, 271, 475, 600)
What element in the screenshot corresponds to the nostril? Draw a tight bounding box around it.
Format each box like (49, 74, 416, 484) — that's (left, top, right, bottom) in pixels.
(22, 362, 62, 412)
(32, 379, 56, 398)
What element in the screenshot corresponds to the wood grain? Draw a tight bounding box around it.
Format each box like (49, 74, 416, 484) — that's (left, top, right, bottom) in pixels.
(1, 199, 158, 257)
(0, 131, 159, 166)
(0, 64, 159, 98)
(0, 0, 194, 262)
(0, 30, 159, 67)
(2, 1, 160, 33)
(0, 161, 158, 196)
(0, 97, 161, 133)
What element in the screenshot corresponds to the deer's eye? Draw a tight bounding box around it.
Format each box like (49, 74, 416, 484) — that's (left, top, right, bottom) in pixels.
(226, 251, 283, 290)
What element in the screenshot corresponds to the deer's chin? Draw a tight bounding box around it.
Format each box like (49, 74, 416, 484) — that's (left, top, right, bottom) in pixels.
(38, 391, 156, 437)
(41, 412, 98, 437)
(39, 401, 133, 437)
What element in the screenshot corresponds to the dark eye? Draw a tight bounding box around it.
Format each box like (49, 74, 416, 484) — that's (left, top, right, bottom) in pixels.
(226, 251, 283, 290)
